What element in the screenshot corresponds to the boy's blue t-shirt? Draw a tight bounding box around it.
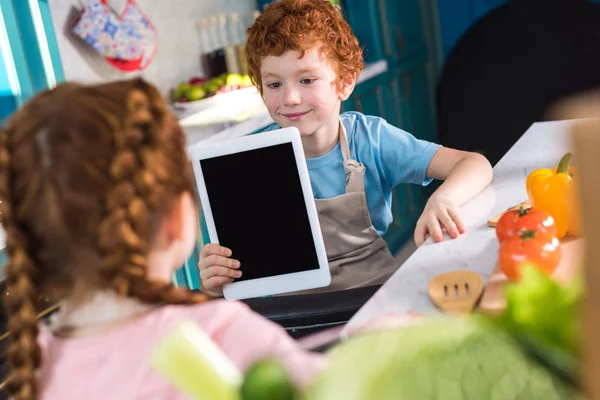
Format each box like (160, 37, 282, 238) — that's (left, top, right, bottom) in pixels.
(263, 112, 441, 235)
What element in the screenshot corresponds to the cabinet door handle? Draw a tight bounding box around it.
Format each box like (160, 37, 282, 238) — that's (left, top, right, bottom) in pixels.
(378, 0, 393, 57)
(402, 72, 411, 99)
(395, 27, 405, 52)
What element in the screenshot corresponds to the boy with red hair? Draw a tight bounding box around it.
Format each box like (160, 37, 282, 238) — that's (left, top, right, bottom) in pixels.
(199, 0, 493, 296)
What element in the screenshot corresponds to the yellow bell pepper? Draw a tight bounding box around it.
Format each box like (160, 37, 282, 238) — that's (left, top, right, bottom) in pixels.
(526, 152, 582, 238)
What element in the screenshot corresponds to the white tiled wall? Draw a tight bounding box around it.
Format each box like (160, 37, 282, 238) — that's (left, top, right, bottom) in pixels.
(48, 0, 258, 96)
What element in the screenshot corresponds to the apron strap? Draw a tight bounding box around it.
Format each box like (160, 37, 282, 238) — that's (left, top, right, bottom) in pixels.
(339, 121, 351, 161)
(339, 121, 366, 193)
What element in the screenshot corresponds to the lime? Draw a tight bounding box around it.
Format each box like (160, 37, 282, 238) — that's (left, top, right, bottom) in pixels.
(241, 359, 297, 400)
(185, 85, 207, 101)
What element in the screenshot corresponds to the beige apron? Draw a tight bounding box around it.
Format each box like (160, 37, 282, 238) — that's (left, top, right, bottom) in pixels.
(295, 123, 399, 294)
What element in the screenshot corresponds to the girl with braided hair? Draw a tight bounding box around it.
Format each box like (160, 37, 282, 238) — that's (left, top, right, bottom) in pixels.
(0, 78, 323, 400)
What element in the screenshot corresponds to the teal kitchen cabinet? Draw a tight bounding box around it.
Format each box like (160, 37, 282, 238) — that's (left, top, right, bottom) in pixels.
(347, 70, 409, 132)
(344, 73, 386, 117)
(378, 0, 428, 62)
(342, 0, 385, 63)
(173, 240, 202, 290)
(0, 250, 6, 282)
(383, 184, 412, 254)
(395, 54, 438, 144)
(345, 69, 409, 130)
(341, 0, 441, 144)
(379, 70, 410, 131)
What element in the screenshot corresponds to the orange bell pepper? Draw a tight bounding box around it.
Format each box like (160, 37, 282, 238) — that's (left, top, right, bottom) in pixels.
(526, 152, 582, 238)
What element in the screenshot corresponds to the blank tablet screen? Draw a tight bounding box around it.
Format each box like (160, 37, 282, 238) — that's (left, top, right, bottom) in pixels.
(200, 143, 321, 282)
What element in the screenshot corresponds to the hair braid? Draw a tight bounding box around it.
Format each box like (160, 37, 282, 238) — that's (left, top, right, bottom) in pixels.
(98, 82, 208, 305)
(0, 128, 41, 400)
(0, 78, 213, 399)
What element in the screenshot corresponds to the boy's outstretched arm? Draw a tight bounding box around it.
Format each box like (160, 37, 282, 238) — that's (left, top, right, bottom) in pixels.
(414, 147, 493, 246)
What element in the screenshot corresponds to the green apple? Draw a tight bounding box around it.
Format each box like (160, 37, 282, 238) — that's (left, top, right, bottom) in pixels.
(241, 75, 253, 87)
(211, 76, 226, 88)
(174, 82, 190, 101)
(203, 81, 221, 94)
(185, 86, 207, 102)
(226, 73, 243, 87)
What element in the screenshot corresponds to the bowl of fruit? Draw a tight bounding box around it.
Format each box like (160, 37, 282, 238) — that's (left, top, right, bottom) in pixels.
(172, 73, 256, 113)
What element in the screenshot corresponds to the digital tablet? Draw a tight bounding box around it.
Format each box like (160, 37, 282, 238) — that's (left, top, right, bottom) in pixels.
(189, 127, 331, 300)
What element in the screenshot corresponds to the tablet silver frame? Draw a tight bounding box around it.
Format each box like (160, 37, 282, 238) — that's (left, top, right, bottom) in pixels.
(189, 127, 331, 300)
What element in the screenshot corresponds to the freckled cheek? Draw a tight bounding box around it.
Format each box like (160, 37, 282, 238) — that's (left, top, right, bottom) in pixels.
(305, 92, 330, 112)
(301, 91, 315, 103)
(262, 93, 280, 113)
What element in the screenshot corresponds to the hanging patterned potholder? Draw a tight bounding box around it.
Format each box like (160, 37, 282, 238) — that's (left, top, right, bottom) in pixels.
(72, 0, 141, 64)
(109, 0, 158, 71)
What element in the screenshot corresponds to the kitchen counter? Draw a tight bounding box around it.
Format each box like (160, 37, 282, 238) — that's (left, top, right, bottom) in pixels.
(344, 120, 578, 334)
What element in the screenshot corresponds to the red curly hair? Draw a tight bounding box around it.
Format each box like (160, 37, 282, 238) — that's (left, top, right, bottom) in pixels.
(246, 0, 364, 93)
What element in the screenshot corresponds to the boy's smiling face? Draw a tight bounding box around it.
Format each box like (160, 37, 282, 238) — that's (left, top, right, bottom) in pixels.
(260, 47, 354, 155)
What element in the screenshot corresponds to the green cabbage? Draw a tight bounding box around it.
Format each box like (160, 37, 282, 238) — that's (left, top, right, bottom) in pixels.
(304, 315, 578, 400)
(302, 264, 583, 400)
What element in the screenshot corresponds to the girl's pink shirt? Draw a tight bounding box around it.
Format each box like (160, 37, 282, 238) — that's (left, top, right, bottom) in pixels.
(35, 300, 325, 399)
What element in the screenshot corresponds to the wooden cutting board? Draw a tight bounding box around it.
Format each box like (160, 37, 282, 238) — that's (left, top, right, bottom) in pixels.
(478, 235, 585, 315)
(486, 200, 531, 227)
